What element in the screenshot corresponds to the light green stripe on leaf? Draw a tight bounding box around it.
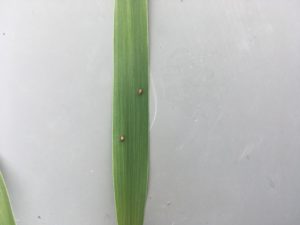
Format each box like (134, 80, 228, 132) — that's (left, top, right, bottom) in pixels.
(113, 0, 149, 225)
(0, 172, 16, 225)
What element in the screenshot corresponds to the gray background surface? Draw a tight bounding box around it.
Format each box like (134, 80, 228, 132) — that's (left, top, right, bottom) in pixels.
(1, 0, 300, 225)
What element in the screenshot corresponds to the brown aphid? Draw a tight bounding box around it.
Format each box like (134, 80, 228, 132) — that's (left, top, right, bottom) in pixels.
(120, 135, 125, 142)
(137, 88, 144, 95)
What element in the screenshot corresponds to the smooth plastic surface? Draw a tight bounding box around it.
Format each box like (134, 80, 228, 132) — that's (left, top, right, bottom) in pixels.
(1, 1, 300, 225)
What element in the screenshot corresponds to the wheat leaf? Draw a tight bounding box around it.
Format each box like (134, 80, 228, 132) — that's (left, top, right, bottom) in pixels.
(0, 173, 16, 225)
(112, 0, 149, 225)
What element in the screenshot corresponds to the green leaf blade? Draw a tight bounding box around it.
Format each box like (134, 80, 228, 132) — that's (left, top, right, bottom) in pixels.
(0, 173, 16, 225)
(113, 0, 149, 225)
